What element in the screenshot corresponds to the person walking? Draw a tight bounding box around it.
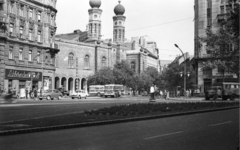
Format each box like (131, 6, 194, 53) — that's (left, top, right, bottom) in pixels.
(25, 88, 28, 99)
(159, 90, 163, 99)
(149, 84, 155, 102)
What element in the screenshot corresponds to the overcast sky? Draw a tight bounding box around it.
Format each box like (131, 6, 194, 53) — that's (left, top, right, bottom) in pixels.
(56, 0, 194, 60)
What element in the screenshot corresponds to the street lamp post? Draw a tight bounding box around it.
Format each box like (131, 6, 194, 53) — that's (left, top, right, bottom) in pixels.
(175, 44, 187, 98)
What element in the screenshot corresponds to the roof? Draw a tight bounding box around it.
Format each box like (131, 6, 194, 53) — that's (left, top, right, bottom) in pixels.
(55, 33, 80, 41)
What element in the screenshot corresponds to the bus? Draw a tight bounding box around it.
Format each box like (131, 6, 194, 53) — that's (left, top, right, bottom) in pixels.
(104, 84, 124, 98)
(205, 82, 239, 100)
(89, 85, 105, 97)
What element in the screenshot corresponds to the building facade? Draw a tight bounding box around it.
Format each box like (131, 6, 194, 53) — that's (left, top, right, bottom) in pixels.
(194, 0, 239, 93)
(0, 0, 59, 93)
(54, 0, 160, 92)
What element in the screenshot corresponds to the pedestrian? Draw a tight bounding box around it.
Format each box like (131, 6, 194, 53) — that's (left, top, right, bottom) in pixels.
(166, 90, 170, 100)
(189, 89, 192, 99)
(186, 90, 189, 99)
(25, 88, 28, 99)
(34, 88, 38, 100)
(149, 84, 155, 102)
(177, 90, 180, 99)
(159, 90, 163, 99)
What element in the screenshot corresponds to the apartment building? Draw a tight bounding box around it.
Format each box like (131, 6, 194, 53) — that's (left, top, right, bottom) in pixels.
(0, 0, 59, 93)
(194, 0, 239, 94)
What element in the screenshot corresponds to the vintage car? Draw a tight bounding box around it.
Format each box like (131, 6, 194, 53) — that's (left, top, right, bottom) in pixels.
(70, 90, 88, 99)
(39, 89, 63, 100)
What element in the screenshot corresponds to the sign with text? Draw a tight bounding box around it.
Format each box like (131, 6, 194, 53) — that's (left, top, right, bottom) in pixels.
(5, 69, 42, 81)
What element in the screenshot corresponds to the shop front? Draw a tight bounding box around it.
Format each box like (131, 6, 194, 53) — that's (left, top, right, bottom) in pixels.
(4, 69, 42, 94)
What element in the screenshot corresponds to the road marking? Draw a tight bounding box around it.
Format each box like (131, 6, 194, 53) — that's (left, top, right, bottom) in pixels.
(209, 121, 233, 127)
(145, 131, 184, 140)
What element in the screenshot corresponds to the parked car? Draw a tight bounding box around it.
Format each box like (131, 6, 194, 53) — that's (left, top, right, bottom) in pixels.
(57, 87, 70, 96)
(70, 90, 88, 99)
(39, 89, 63, 100)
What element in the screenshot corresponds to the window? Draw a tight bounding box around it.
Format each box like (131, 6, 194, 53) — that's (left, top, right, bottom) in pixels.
(28, 50, 32, 61)
(9, 47, 13, 59)
(19, 48, 23, 60)
(9, 2, 14, 14)
(207, 0, 211, 8)
(37, 52, 40, 63)
(84, 55, 90, 69)
(68, 53, 74, 68)
(220, 6, 224, 14)
(131, 62, 136, 72)
(37, 11, 41, 22)
(37, 31, 41, 42)
(101, 56, 106, 68)
(0, 3, 3, 11)
(50, 15, 54, 25)
(20, 5, 24, 17)
(9, 23, 14, 34)
(19, 26, 23, 37)
(29, 8, 33, 19)
(29, 29, 33, 40)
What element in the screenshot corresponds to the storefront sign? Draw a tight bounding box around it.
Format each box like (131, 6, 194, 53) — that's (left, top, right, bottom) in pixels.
(5, 69, 42, 81)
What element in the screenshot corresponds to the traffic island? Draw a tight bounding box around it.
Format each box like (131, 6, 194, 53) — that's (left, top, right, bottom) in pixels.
(0, 102, 239, 136)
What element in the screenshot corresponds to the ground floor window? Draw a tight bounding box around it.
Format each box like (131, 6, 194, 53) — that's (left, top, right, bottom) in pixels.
(8, 80, 13, 92)
(19, 80, 26, 89)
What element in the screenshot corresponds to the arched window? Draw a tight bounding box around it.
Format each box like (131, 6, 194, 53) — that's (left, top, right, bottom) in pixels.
(131, 62, 136, 72)
(68, 53, 74, 68)
(102, 56, 106, 68)
(84, 55, 90, 69)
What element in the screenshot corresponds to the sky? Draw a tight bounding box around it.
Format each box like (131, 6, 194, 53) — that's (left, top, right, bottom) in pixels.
(56, 0, 194, 61)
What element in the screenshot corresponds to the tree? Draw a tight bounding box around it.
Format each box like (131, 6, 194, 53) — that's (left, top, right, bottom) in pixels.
(87, 67, 115, 86)
(199, 1, 239, 78)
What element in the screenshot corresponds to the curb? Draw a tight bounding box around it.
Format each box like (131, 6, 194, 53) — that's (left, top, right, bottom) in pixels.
(0, 106, 239, 136)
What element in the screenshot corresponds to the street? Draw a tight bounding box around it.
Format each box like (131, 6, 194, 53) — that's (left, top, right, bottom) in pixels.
(0, 108, 239, 150)
(0, 96, 206, 123)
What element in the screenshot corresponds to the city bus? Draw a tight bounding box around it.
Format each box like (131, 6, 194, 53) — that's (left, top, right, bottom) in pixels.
(89, 85, 105, 97)
(104, 84, 124, 98)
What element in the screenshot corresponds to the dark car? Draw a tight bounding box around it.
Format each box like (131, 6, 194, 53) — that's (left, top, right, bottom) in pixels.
(39, 89, 63, 100)
(57, 88, 70, 96)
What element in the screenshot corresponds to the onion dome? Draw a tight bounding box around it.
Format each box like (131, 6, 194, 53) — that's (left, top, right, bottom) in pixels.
(89, 0, 101, 8)
(114, 0, 125, 15)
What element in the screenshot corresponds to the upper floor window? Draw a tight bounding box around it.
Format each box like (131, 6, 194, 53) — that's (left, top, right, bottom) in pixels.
(50, 15, 54, 25)
(9, 47, 13, 59)
(9, 23, 14, 34)
(29, 29, 33, 40)
(29, 8, 33, 19)
(19, 48, 23, 61)
(0, 3, 4, 11)
(37, 31, 42, 42)
(68, 53, 74, 68)
(37, 51, 40, 63)
(84, 55, 90, 69)
(9, 2, 14, 14)
(101, 56, 106, 68)
(207, 0, 211, 8)
(37, 11, 41, 22)
(28, 50, 32, 61)
(19, 26, 23, 35)
(19, 5, 24, 17)
(131, 62, 136, 72)
(220, 6, 224, 14)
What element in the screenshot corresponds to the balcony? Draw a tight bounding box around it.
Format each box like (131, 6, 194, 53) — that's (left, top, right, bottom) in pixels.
(217, 13, 229, 22)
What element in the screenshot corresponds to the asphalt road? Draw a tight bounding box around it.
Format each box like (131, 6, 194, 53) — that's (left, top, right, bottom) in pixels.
(0, 96, 205, 123)
(0, 109, 239, 150)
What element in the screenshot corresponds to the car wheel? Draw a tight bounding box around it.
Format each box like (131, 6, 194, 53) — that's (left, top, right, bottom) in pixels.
(78, 96, 81, 99)
(205, 97, 210, 100)
(71, 97, 74, 99)
(58, 96, 62, 100)
(97, 93, 101, 97)
(105, 95, 107, 98)
(39, 98, 42, 100)
(85, 96, 87, 99)
(230, 95, 235, 101)
(47, 96, 51, 100)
